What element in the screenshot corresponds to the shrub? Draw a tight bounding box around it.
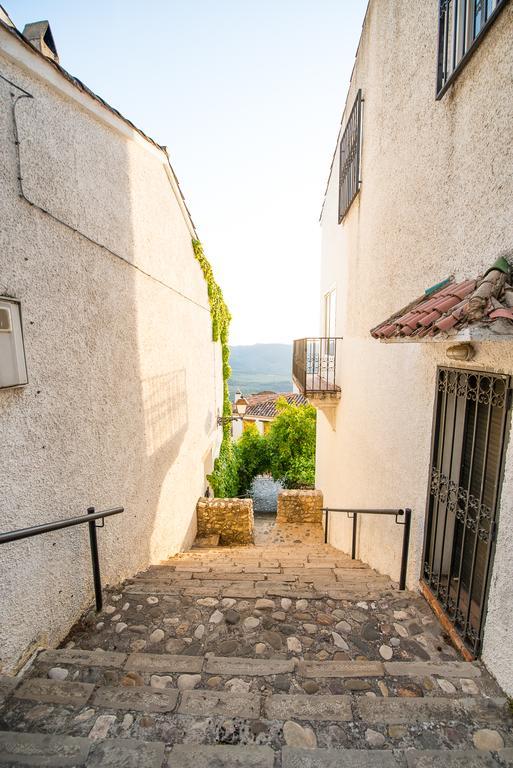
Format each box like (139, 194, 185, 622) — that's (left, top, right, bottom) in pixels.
(233, 424, 270, 495)
(267, 397, 316, 488)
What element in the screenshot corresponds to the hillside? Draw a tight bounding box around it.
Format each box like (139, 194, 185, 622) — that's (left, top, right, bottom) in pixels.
(228, 343, 293, 398)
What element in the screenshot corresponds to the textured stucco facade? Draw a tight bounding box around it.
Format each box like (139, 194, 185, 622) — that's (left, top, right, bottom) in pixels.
(0, 25, 224, 672)
(317, 1, 513, 694)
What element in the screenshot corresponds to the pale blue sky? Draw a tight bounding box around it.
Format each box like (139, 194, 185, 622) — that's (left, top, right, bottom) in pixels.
(11, 1, 368, 344)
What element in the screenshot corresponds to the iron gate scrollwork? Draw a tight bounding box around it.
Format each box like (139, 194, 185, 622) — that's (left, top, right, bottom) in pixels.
(421, 367, 511, 655)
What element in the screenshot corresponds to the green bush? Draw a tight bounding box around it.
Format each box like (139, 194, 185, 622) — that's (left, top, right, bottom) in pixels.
(233, 424, 270, 496)
(267, 397, 316, 488)
(214, 399, 317, 497)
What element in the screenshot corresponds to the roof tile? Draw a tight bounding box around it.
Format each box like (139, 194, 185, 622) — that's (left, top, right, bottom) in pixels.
(370, 257, 513, 341)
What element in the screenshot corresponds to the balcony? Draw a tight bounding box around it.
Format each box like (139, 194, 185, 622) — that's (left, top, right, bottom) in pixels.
(292, 338, 342, 410)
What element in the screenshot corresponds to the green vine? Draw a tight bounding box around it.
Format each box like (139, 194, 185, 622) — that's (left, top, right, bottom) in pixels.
(192, 239, 237, 496)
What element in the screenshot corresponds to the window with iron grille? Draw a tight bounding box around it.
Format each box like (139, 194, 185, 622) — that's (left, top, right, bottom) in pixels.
(338, 89, 362, 223)
(436, 0, 509, 98)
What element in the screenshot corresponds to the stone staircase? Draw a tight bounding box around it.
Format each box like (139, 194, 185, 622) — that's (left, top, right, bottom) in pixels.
(0, 537, 512, 766)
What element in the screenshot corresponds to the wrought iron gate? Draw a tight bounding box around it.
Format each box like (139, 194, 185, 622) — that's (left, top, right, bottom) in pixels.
(421, 366, 511, 655)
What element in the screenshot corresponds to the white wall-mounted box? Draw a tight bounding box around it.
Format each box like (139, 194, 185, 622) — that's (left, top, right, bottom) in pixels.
(0, 297, 28, 389)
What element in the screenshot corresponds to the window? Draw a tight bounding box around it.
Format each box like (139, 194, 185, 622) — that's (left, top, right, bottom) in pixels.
(436, 0, 509, 98)
(338, 90, 362, 223)
(323, 289, 337, 338)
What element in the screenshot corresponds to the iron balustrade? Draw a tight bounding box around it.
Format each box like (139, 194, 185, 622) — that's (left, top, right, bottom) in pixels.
(436, 0, 509, 98)
(323, 507, 412, 591)
(0, 505, 124, 612)
(292, 337, 342, 395)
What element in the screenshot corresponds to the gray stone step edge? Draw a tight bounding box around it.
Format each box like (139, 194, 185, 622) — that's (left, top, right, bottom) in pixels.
(0, 735, 512, 768)
(8, 677, 508, 724)
(30, 649, 483, 681)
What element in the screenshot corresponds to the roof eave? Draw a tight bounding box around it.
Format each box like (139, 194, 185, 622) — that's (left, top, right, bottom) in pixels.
(379, 320, 513, 343)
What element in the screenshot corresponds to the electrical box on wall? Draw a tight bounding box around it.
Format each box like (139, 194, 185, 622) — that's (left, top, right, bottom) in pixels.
(0, 297, 28, 389)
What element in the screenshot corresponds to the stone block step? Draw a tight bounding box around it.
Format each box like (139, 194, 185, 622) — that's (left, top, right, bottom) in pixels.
(38, 649, 127, 668)
(282, 748, 512, 767)
(91, 684, 179, 712)
(178, 689, 261, 718)
(355, 695, 508, 725)
(264, 693, 352, 721)
(168, 744, 274, 767)
(298, 660, 385, 678)
(125, 653, 203, 674)
(0, 732, 165, 767)
(282, 748, 398, 767)
(28, 650, 485, 690)
(1, 733, 511, 768)
(205, 655, 295, 676)
(13, 678, 94, 707)
(383, 661, 481, 678)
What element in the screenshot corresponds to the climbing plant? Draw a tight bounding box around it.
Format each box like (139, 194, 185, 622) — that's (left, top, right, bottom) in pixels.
(192, 239, 237, 496)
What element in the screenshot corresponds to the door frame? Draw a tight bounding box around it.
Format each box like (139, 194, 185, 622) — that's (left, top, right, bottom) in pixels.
(420, 365, 512, 658)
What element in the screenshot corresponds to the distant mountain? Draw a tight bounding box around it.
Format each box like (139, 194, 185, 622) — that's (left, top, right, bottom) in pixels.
(228, 344, 293, 399)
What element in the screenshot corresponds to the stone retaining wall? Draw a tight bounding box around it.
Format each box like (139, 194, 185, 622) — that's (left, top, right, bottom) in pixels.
(196, 498, 254, 545)
(276, 489, 323, 524)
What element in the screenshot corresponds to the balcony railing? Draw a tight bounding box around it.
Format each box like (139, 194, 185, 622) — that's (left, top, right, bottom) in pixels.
(292, 337, 342, 396)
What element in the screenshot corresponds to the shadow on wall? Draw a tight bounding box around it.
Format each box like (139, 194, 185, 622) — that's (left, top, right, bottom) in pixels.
(0, 67, 209, 672)
(142, 371, 188, 457)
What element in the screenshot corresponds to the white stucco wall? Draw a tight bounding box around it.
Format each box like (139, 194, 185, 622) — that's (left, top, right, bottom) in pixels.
(318, 0, 513, 694)
(0, 28, 224, 673)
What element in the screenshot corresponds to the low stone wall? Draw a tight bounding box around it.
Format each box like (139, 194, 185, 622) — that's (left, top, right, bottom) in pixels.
(196, 497, 254, 545)
(276, 489, 323, 525)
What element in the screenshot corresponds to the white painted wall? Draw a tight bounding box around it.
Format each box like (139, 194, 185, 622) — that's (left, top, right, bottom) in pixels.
(0, 27, 224, 673)
(318, 0, 513, 694)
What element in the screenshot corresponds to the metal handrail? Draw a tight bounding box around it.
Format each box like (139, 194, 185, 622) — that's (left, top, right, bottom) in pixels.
(0, 505, 124, 612)
(323, 507, 412, 591)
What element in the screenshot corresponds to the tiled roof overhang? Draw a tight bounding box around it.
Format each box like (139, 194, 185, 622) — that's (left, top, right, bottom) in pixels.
(233, 393, 308, 419)
(370, 256, 513, 343)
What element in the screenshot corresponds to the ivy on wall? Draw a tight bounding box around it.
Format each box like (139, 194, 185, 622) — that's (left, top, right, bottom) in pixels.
(192, 239, 238, 496)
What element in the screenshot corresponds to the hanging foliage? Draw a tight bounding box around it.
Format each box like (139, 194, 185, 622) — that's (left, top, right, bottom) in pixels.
(192, 239, 237, 496)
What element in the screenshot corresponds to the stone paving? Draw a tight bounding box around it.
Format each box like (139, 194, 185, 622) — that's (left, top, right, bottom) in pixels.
(0, 520, 512, 767)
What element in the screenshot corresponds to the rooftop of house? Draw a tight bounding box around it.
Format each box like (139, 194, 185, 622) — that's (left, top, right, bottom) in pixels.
(371, 255, 513, 342)
(233, 392, 308, 419)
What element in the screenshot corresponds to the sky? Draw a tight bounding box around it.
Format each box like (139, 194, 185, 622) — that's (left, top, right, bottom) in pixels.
(11, 0, 368, 345)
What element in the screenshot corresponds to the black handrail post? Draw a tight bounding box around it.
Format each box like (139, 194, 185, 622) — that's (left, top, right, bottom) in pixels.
(351, 512, 357, 560)
(324, 508, 329, 544)
(399, 508, 412, 591)
(87, 506, 103, 612)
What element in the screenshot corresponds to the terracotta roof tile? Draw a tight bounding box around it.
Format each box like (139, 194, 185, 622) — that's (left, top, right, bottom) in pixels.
(233, 392, 308, 419)
(370, 256, 513, 341)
